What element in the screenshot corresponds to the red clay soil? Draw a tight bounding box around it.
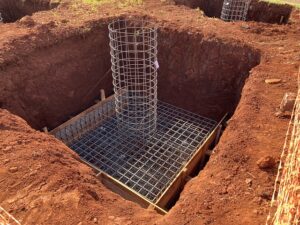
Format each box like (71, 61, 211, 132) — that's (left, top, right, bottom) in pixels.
(0, 0, 58, 23)
(0, 1, 300, 225)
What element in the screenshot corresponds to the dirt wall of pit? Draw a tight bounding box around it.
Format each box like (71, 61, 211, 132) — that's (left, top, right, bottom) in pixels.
(0, 19, 260, 131)
(174, 0, 293, 24)
(158, 29, 260, 120)
(0, 0, 58, 23)
(0, 25, 112, 130)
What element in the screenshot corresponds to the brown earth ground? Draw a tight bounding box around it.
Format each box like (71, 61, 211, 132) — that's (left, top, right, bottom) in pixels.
(0, 0, 300, 225)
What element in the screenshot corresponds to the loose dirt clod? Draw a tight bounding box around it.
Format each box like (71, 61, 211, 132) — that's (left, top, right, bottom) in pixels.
(256, 156, 276, 169)
(8, 166, 18, 173)
(19, 16, 35, 27)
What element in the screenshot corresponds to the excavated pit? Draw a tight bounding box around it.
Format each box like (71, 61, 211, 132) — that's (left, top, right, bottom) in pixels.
(0, 0, 59, 23)
(0, 19, 261, 210)
(175, 0, 293, 24)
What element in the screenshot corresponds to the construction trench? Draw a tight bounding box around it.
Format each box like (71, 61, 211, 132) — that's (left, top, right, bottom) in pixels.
(0, 0, 299, 225)
(0, 0, 59, 23)
(0, 15, 260, 212)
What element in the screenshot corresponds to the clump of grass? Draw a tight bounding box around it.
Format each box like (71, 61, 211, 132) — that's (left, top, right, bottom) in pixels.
(82, 0, 143, 7)
(261, 0, 300, 9)
(82, 0, 112, 5)
(119, 0, 143, 7)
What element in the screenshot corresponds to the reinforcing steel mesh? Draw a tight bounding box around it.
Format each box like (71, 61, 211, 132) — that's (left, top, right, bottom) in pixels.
(221, 0, 251, 22)
(109, 19, 158, 140)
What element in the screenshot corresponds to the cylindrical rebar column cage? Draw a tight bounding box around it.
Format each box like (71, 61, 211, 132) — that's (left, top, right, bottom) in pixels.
(221, 0, 251, 22)
(109, 19, 158, 139)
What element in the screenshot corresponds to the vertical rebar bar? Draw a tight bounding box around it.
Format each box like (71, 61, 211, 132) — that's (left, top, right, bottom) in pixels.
(109, 19, 158, 139)
(221, 0, 251, 22)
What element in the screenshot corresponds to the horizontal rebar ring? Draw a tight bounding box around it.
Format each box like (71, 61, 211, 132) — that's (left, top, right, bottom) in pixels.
(109, 19, 158, 139)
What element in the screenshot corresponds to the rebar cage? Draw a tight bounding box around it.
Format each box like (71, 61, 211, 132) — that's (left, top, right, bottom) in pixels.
(109, 19, 158, 139)
(52, 19, 219, 207)
(221, 0, 251, 22)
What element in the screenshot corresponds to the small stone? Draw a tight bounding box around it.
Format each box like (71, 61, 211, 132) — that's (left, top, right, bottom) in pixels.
(258, 210, 264, 215)
(9, 167, 18, 173)
(275, 111, 283, 117)
(93, 218, 98, 223)
(280, 92, 296, 112)
(219, 188, 228, 195)
(241, 24, 250, 29)
(253, 209, 258, 214)
(4, 159, 10, 164)
(259, 190, 272, 200)
(108, 216, 115, 220)
(61, 19, 69, 24)
(253, 197, 263, 205)
(4, 146, 12, 152)
(225, 175, 232, 180)
(265, 78, 281, 84)
(246, 178, 252, 186)
(257, 156, 276, 169)
(77, 222, 82, 225)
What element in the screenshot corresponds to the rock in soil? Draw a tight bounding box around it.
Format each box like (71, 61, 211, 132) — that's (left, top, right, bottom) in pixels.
(245, 178, 252, 186)
(257, 156, 276, 169)
(280, 92, 296, 112)
(265, 78, 281, 84)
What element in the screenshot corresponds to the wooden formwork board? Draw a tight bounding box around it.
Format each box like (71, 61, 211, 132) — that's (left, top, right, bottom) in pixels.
(50, 94, 225, 213)
(155, 121, 223, 209)
(96, 172, 168, 215)
(49, 94, 115, 136)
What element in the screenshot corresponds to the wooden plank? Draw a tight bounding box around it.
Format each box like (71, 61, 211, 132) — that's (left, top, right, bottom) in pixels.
(155, 114, 227, 209)
(49, 95, 115, 135)
(155, 130, 216, 209)
(96, 172, 167, 215)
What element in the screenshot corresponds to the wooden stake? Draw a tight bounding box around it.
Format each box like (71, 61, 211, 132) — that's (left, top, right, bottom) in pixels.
(100, 89, 106, 101)
(280, 16, 284, 24)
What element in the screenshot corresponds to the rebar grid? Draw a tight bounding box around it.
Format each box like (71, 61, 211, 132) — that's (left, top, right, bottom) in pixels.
(54, 98, 217, 203)
(0, 206, 21, 225)
(109, 19, 158, 139)
(221, 0, 251, 22)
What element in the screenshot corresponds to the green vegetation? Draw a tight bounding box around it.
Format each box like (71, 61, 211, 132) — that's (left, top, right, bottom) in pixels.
(262, 0, 300, 9)
(82, 0, 111, 5)
(82, 0, 143, 7)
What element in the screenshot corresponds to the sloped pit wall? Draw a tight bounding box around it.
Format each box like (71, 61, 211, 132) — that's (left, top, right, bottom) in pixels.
(0, 20, 260, 130)
(0, 0, 59, 23)
(174, 0, 293, 24)
(157, 29, 260, 121)
(0, 25, 113, 129)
